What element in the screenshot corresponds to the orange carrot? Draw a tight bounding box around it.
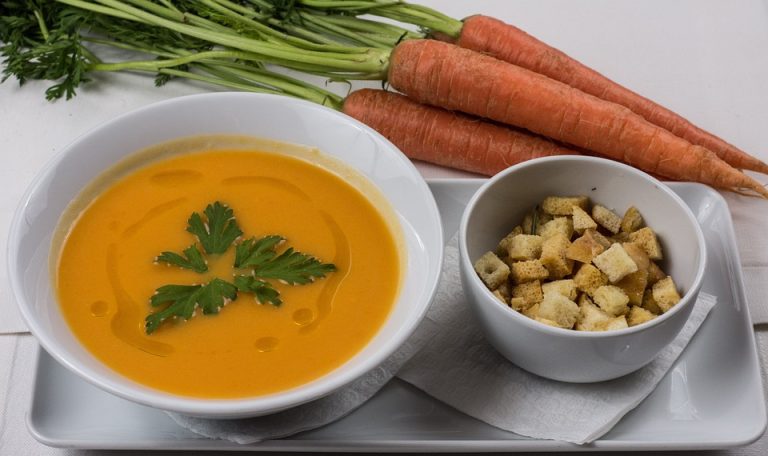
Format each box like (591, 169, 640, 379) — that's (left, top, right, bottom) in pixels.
(455, 15, 768, 175)
(343, 89, 575, 175)
(387, 39, 768, 197)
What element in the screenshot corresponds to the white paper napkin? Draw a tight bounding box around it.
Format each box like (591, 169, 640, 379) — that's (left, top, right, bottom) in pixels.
(722, 190, 768, 325)
(396, 237, 717, 444)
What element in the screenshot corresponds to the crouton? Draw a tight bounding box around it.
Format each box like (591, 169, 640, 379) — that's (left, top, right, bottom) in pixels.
(573, 263, 608, 296)
(572, 205, 598, 234)
(509, 297, 527, 312)
(610, 232, 631, 243)
(593, 285, 630, 317)
(592, 204, 622, 234)
(539, 217, 574, 240)
(592, 243, 638, 283)
(627, 306, 656, 327)
(474, 252, 510, 289)
(534, 316, 563, 328)
(538, 293, 580, 328)
(542, 195, 589, 216)
(542, 279, 578, 300)
(652, 276, 682, 312)
(647, 261, 666, 285)
(642, 289, 663, 314)
(601, 316, 629, 331)
(495, 226, 523, 257)
(566, 231, 607, 263)
(621, 206, 644, 233)
(510, 259, 549, 284)
(492, 289, 508, 304)
(540, 233, 574, 279)
(628, 227, 663, 260)
(575, 295, 612, 331)
(505, 234, 544, 261)
(523, 303, 540, 319)
(512, 280, 544, 308)
(622, 242, 650, 272)
(615, 269, 649, 306)
(587, 229, 612, 249)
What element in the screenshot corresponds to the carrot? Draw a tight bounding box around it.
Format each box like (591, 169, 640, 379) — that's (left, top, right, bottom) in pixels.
(343, 89, 576, 175)
(387, 39, 768, 198)
(455, 15, 768, 175)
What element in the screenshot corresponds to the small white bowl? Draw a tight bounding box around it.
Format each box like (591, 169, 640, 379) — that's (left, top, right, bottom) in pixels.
(459, 156, 706, 383)
(8, 93, 443, 418)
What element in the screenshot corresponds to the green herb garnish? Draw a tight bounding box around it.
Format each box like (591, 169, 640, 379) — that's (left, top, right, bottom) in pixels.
(235, 235, 337, 285)
(156, 244, 208, 273)
(145, 201, 336, 334)
(187, 201, 243, 255)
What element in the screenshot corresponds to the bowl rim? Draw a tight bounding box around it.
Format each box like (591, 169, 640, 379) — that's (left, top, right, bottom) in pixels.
(458, 155, 707, 338)
(7, 92, 444, 417)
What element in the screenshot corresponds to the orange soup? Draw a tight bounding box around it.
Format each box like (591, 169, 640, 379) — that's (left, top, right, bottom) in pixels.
(54, 137, 402, 398)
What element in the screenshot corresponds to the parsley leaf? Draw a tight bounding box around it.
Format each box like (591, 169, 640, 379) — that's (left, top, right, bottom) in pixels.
(145, 279, 238, 334)
(187, 202, 243, 254)
(235, 235, 337, 284)
(146, 202, 336, 334)
(156, 244, 208, 273)
(234, 275, 282, 306)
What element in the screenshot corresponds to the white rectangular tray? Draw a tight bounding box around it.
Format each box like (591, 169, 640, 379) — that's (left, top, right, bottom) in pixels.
(28, 179, 766, 451)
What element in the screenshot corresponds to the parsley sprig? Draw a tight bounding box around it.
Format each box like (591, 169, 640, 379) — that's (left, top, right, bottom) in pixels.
(146, 202, 336, 334)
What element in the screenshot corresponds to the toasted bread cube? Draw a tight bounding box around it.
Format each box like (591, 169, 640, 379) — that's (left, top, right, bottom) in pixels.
(628, 305, 656, 327)
(628, 227, 663, 260)
(506, 234, 544, 261)
(474, 252, 510, 289)
(642, 289, 663, 314)
(622, 242, 650, 272)
(542, 279, 578, 300)
(509, 297, 527, 312)
(652, 276, 682, 312)
(572, 205, 598, 234)
(575, 295, 612, 331)
(647, 261, 666, 285)
(566, 231, 607, 263)
(495, 226, 523, 257)
(592, 204, 622, 234)
(593, 285, 630, 317)
(542, 196, 589, 216)
(540, 233, 574, 279)
(621, 206, 644, 233)
(610, 232, 631, 243)
(592, 243, 638, 283)
(538, 293, 580, 328)
(539, 217, 574, 240)
(523, 303, 540, 319)
(492, 289, 508, 304)
(602, 316, 629, 331)
(573, 263, 608, 296)
(512, 280, 543, 308)
(615, 269, 649, 306)
(588, 229, 613, 249)
(510, 259, 549, 284)
(534, 316, 563, 328)
(496, 281, 511, 300)
(522, 210, 553, 235)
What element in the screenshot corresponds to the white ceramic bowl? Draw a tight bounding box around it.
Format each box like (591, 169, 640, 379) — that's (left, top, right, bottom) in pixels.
(8, 93, 443, 418)
(459, 156, 706, 383)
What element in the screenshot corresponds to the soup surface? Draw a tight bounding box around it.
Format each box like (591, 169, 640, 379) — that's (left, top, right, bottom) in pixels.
(55, 140, 401, 398)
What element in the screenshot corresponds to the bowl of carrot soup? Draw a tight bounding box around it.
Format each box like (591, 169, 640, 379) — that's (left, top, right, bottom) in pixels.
(8, 93, 443, 418)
